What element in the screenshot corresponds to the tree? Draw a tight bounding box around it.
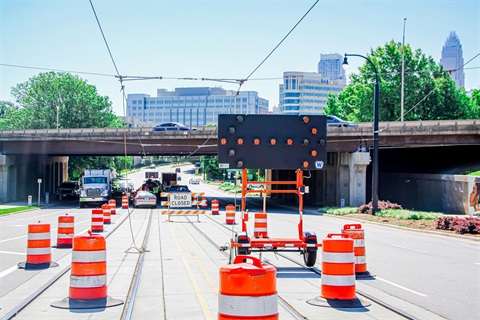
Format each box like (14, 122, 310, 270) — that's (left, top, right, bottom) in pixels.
(68, 156, 132, 181)
(325, 41, 472, 122)
(1, 71, 122, 130)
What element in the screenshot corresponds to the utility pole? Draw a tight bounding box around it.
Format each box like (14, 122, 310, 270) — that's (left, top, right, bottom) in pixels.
(400, 18, 407, 122)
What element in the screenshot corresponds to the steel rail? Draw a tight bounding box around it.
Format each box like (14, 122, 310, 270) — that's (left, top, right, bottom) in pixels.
(1, 206, 134, 320)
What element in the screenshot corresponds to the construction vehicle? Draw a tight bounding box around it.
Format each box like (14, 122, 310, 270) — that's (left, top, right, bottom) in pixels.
(161, 172, 178, 191)
(79, 169, 115, 208)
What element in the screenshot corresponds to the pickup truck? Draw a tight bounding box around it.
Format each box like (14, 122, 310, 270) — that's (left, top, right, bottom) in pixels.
(56, 181, 80, 200)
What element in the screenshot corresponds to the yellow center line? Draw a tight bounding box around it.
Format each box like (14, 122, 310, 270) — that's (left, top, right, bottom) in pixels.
(168, 222, 214, 320)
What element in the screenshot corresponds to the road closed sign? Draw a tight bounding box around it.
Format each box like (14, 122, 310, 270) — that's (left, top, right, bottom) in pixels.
(169, 193, 192, 208)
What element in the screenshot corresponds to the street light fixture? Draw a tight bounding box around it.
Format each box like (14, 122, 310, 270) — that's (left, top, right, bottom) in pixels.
(342, 53, 380, 214)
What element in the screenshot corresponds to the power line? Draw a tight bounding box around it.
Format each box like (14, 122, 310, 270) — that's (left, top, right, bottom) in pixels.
(0, 63, 115, 77)
(244, 0, 319, 81)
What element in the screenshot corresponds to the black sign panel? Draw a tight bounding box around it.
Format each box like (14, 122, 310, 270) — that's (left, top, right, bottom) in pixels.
(218, 114, 327, 170)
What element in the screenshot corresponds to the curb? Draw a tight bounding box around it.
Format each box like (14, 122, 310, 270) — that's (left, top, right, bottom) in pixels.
(323, 213, 480, 242)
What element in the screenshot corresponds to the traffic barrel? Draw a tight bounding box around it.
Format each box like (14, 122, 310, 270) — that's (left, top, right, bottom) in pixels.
(225, 204, 235, 225)
(102, 204, 111, 225)
(18, 222, 59, 269)
(121, 196, 128, 209)
(51, 231, 124, 309)
(218, 255, 278, 319)
(91, 208, 104, 232)
(201, 197, 208, 209)
(342, 224, 373, 278)
(56, 214, 74, 248)
(211, 199, 219, 215)
(108, 199, 117, 215)
(253, 211, 268, 238)
(307, 234, 370, 308)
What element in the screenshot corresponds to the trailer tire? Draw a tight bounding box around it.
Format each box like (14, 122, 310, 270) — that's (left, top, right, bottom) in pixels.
(303, 248, 317, 267)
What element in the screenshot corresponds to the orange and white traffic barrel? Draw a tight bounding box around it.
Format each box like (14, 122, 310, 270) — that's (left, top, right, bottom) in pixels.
(225, 204, 235, 225)
(56, 214, 74, 248)
(218, 255, 278, 319)
(253, 211, 268, 238)
(18, 222, 59, 269)
(51, 231, 124, 309)
(108, 199, 117, 215)
(211, 199, 219, 215)
(91, 208, 104, 232)
(102, 204, 111, 225)
(342, 224, 372, 277)
(121, 196, 128, 209)
(201, 197, 208, 209)
(307, 233, 370, 308)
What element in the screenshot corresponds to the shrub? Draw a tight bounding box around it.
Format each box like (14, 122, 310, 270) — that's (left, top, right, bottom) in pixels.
(377, 209, 442, 220)
(319, 207, 359, 215)
(436, 216, 480, 234)
(357, 200, 403, 213)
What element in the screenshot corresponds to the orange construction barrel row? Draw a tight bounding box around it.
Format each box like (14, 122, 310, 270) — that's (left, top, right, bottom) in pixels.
(201, 197, 208, 209)
(108, 199, 117, 215)
(211, 199, 219, 215)
(57, 214, 75, 248)
(218, 256, 278, 319)
(122, 196, 128, 209)
(225, 204, 235, 225)
(342, 224, 368, 275)
(18, 222, 59, 270)
(253, 211, 268, 238)
(91, 208, 104, 232)
(102, 204, 112, 225)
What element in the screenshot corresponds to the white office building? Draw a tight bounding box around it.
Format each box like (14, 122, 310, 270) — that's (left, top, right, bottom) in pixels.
(440, 31, 465, 88)
(127, 87, 269, 126)
(318, 53, 346, 85)
(278, 71, 344, 115)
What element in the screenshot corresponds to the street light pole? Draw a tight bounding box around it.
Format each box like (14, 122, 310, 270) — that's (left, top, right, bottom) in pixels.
(343, 53, 379, 214)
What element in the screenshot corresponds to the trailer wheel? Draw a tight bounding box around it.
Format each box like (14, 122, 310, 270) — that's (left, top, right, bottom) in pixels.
(303, 248, 317, 267)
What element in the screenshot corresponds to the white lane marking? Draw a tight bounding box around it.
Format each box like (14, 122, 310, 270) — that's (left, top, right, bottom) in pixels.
(392, 244, 426, 254)
(0, 250, 24, 256)
(475, 263, 480, 266)
(376, 276, 428, 297)
(0, 265, 19, 279)
(0, 235, 26, 243)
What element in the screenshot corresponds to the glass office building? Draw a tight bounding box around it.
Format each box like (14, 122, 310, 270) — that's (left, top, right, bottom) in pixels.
(440, 31, 465, 88)
(127, 87, 269, 126)
(318, 53, 346, 86)
(278, 71, 345, 115)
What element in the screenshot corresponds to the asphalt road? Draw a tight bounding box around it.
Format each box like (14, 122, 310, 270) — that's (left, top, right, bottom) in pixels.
(1, 165, 479, 319)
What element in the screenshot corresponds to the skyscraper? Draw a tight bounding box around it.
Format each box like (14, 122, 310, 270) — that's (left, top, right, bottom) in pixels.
(440, 31, 465, 88)
(317, 53, 346, 85)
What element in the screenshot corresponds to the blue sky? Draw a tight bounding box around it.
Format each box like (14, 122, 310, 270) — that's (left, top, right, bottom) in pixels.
(1, 0, 479, 116)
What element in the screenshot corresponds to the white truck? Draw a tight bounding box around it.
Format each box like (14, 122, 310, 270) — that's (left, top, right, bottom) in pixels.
(79, 169, 115, 208)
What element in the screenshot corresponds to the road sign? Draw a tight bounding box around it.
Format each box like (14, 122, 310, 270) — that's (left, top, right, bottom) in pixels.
(169, 193, 192, 208)
(218, 114, 327, 170)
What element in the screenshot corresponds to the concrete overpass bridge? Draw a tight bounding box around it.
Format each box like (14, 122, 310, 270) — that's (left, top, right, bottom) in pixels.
(1, 120, 479, 214)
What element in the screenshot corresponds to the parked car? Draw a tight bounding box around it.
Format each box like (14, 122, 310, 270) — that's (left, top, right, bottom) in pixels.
(150, 164, 156, 169)
(153, 122, 194, 131)
(133, 191, 157, 208)
(189, 178, 200, 185)
(56, 181, 80, 199)
(326, 115, 358, 127)
(169, 185, 190, 192)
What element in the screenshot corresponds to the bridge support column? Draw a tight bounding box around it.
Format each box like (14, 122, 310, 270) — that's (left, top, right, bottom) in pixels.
(339, 152, 371, 207)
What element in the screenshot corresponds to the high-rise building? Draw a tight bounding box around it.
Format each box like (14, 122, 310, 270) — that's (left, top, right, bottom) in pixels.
(278, 71, 344, 115)
(440, 31, 465, 88)
(126, 87, 269, 126)
(317, 53, 346, 85)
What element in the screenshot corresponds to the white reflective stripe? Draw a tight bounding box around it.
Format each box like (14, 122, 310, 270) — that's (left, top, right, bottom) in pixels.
(58, 223, 75, 228)
(27, 247, 51, 255)
(322, 252, 354, 263)
(70, 275, 107, 288)
(254, 228, 268, 232)
(264, 244, 273, 247)
(92, 214, 103, 218)
(72, 250, 106, 263)
(354, 239, 365, 247)
(285, 244, 294, 247)
(218, 294, 277, 317)
(255, 218, 267, 223)
(240, 244, 250, 247)
(322, 274, 355, 286)
(306, 244, 317, 247)
(57, 233, 74, 238)
(355, 256, 367, 264)
(28, 232, 50, 240)
(91, 222, 103, 226)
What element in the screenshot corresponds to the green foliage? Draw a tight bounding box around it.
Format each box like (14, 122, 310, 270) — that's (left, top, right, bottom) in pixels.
(1, 71, 121, 130)
(467, 170, 480, 176)
(376, 209, 443, 220)
(0, 206, 37, 215)
(318, 207, 360, 215)
(68, 156, 132, 181)
(327, 41, 472, 122)
(200, 155, 223, 180)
